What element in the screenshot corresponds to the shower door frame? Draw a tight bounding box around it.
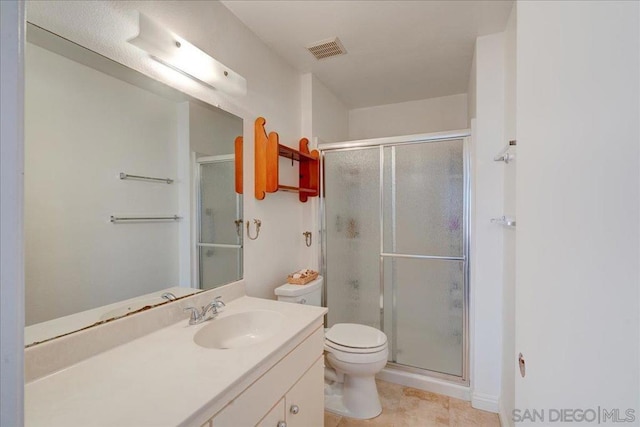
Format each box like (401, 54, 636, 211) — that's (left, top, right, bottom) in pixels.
(195, 154, 243, 289)
(319, 129, 471, 385)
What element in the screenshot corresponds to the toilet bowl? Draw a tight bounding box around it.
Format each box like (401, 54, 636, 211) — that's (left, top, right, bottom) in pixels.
(274, 278, 389, 420)
(324, 323, 388, 419)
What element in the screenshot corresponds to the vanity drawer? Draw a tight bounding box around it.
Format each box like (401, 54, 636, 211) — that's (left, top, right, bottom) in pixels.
(210, 326, 323, 427)
(256, 398, 285, 426)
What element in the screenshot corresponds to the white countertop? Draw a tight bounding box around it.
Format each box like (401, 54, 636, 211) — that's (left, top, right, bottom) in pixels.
(25, 296, 327, 427)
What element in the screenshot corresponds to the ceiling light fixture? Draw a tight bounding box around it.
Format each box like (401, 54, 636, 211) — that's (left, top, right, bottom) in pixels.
(128, 12, 246, 96)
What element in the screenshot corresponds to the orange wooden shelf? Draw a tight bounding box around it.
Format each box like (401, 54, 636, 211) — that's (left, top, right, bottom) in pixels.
(278, 185, 316, 193)
(254, 117, 319, 202)
(234, 136, 243, 194)
(278, 145, 317, 162)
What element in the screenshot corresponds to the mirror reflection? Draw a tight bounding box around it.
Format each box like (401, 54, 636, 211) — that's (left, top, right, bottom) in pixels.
(197, 156, 243, 289)
(24, 24, 243, 346)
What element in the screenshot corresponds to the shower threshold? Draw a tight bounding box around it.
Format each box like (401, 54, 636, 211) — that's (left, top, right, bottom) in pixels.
(376, 362, 470, 402)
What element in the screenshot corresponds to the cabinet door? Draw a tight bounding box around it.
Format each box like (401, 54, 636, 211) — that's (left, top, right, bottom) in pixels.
(256, 398, 285, 427)
(285, 357, 324, 427)
(210, 328, 324, 427)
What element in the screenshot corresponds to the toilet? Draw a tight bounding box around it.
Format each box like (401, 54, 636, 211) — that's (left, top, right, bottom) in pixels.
(275, 276, 388, 420)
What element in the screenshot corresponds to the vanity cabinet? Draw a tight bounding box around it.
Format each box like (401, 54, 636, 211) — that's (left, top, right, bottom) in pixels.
(256, 398, 285, 427)
(206, 327, 324, 427)
(282, 357, 324, 427)
(255, 358, 323, 427)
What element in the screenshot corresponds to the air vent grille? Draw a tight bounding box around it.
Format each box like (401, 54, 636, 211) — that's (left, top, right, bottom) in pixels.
(307, 37, 347, 60)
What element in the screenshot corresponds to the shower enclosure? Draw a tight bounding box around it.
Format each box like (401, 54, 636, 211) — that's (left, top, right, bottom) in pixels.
(321, 131, 469, 383)
(196, 155, 243, 290)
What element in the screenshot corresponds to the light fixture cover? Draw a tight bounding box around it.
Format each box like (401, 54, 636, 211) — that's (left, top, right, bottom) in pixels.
(128, 12, 246, 96)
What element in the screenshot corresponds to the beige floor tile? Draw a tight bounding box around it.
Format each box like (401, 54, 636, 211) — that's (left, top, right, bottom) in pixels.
(336, 414, 394, 427)
(327, 381, 500, 427)
(394, 386, 450, 426)
(449, 398, 500, 427)
(376, 380, 404, 411)
(325, 411, 342, 427)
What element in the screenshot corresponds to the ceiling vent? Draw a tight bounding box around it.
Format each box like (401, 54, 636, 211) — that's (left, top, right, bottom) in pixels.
(306, 37, 347, 60)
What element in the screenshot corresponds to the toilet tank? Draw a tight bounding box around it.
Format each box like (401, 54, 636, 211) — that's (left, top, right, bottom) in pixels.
(274, 276, 323, 306)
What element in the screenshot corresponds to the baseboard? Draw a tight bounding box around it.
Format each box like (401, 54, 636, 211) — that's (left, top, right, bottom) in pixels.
(376, 367, 471, 401)
(499, 402, 513, 427)
(471, 391, 500, 413)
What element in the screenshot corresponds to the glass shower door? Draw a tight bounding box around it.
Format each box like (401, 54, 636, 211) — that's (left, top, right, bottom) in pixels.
(382, 140, 465, 377)
(197, 157, 242, 290)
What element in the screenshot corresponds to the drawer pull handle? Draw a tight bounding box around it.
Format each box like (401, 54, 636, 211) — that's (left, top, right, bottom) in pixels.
(290, 404, 300, 415)
(277, 421, 287, 427)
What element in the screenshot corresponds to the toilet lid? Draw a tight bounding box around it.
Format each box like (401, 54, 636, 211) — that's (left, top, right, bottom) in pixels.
(325, 323, 387, 349)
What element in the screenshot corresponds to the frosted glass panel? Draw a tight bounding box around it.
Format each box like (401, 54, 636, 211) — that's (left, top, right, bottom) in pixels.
(200, 247, 241, 290)
(200, 161, 240, 245)
(383, 141, 464, 256)
(324, 148, 380, 328)
(384, 257, 464, 376)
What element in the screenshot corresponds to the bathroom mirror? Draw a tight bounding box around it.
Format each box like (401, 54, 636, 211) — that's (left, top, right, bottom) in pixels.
(24, 23, 244, 346)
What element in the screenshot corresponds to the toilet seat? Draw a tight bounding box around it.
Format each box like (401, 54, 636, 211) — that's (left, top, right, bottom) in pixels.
(324, 323, 389, 363)
(325, 340, 387, 354)
(325, 344, 388, 364)
(325, 323, 387, 350)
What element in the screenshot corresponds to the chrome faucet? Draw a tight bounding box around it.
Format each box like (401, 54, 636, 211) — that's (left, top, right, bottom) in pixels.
(184, 296, 225, 325)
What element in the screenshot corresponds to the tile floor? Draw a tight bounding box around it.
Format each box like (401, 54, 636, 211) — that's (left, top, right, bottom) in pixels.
(324, 380, 501, 427)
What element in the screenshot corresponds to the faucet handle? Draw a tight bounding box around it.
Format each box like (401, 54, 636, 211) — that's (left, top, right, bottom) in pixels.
(161, 292, 177, 301)
(184, 306, 202, 325)
(213, 296, 226, 309)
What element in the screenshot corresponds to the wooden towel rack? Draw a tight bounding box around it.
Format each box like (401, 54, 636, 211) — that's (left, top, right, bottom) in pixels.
(254, 117, 319, 202)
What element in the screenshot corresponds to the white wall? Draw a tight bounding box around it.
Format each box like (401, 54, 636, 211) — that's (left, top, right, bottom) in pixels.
(305, 74, 349, 145)
(25, 43, 180, 325)
(500, 5, 516, 426)
(26, 0, 305, 300)
(0, 1, 25, 425)
(516, 0, 639, 421)
(467, 51, 477, 127)
(348, 94, 468, 140)
(470, 32, 505, 412)
(301, 73, 350, 270)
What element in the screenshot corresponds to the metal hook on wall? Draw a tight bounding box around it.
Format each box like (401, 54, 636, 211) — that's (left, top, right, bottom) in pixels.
(234, 219, 243, 238)
(303, 231, 312, 247)
(247, 219, 262, 240)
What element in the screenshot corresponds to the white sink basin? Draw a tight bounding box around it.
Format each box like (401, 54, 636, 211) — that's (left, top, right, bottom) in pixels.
(193, 310, 285, 349)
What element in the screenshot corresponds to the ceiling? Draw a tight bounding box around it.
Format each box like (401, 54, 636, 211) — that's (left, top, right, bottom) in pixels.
(222, 0, 514, 109)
